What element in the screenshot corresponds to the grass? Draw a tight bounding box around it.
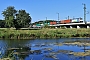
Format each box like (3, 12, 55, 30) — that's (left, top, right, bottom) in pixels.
(0, 28, 90, 39)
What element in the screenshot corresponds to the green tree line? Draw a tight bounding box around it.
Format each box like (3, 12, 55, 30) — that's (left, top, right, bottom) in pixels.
(0, 6, 32, 29)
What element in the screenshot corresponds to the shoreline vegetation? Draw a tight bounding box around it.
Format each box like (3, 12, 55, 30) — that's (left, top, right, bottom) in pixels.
(0, 28, 90, 40)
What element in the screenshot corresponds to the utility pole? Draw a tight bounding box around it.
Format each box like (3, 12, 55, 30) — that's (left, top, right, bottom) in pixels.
(46, 17, 47, 20)
(82, 3, 86, 24)
(57, 13, 59, 21)
(46, 17, 47, 24)
(68, 16, 69, 20)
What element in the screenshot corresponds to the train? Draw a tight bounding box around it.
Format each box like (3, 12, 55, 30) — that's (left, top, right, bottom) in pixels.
(32, 18, 84, 27)
(51, 18, 83, 24)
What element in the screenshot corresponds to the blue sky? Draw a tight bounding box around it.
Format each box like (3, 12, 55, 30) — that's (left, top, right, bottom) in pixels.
(0, 0, 90, 23)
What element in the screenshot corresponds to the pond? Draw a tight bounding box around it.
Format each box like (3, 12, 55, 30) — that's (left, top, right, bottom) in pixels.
(0, 38, 90, 60)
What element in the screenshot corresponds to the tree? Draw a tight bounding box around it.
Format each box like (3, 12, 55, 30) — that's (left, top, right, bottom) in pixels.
(0, 20, 5, 28)
(1, 6, 32, 29)
(2, 6, 17, 28)
(16, 10, 31, 28)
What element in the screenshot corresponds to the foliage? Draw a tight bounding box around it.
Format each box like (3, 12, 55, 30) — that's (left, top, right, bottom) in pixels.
(2, 6, 17, 28)
(15, 10, 31, 28)
(1, 6, 32, 28)
(44, 24, 49, 28)
(0, 20, 5, 28)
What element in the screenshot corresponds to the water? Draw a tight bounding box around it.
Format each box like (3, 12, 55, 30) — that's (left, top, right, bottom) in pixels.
(0, 38, 90, 60)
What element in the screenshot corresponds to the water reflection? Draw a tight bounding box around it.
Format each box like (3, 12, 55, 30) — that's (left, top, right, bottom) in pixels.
(0, 38, 90, 60)
(0, 40, 7, 58)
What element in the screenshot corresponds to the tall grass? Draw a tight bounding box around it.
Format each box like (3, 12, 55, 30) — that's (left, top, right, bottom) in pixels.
(0, 28, 90, 39)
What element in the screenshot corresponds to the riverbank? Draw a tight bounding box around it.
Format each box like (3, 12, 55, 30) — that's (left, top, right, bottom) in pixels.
(0, 28, 90, 39)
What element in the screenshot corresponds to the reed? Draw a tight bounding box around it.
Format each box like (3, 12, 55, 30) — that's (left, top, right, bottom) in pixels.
(0, 28, 90, 39)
